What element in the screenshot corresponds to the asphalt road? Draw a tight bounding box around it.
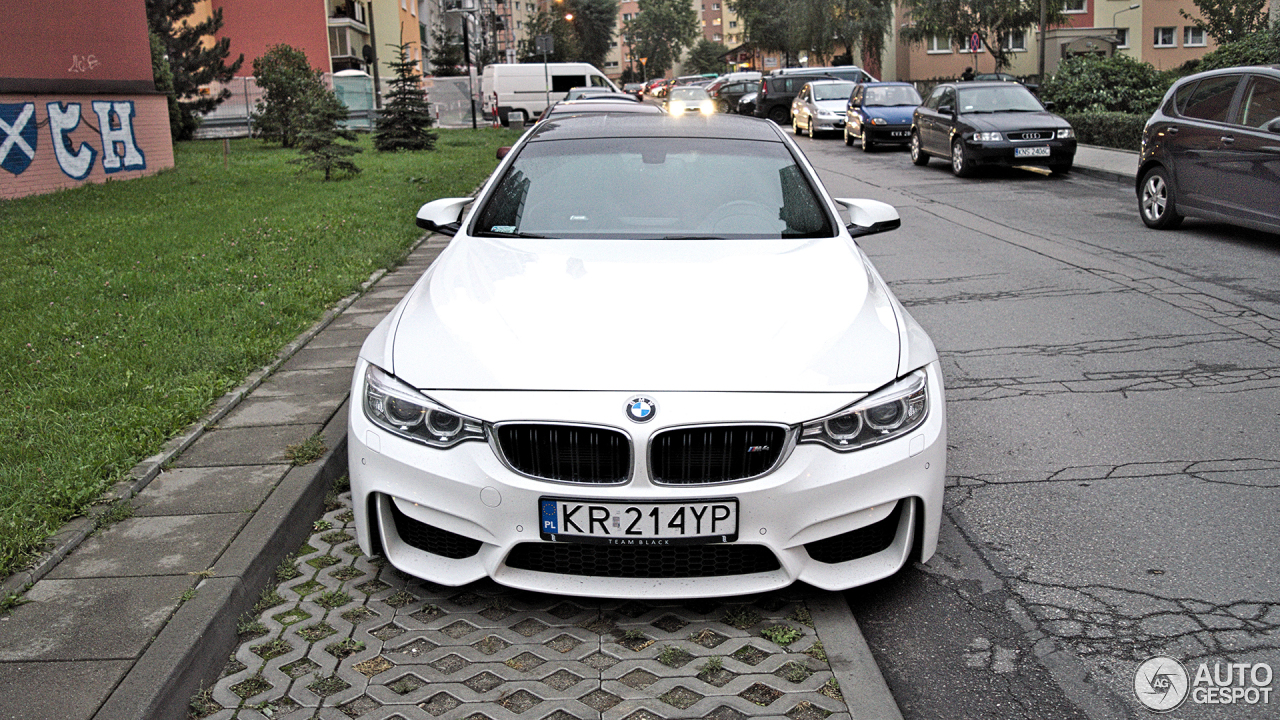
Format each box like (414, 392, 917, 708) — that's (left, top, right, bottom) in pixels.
(793, 134, 1280, 720)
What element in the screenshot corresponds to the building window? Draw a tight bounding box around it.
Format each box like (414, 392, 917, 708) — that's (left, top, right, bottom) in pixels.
(1063, 0, 1085, 12)
(1002, 29, 1025, 51)
(729, 20, 737, 28)
(712, 17, 721, 25)
(1183, 26, 1206, 47)
(927, 35, 951, 53)
(516, 20, 522, 29)
(623, 13, 631, 20)
(1154, 27, 1176, 47)
(713, 2, 720, 8)
(605, 60, 619, 68)
(714, 33, 722, 41)
(1116, 28, 1129, 47)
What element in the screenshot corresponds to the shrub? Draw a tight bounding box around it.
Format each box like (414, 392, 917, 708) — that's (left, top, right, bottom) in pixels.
(1195, 23, 1280, 72)
(1062, 112, 1148, 152)
(1040, 55, 1174, 116)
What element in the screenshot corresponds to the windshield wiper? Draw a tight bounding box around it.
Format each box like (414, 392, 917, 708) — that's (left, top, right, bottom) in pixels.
(476, 229, 548, 238)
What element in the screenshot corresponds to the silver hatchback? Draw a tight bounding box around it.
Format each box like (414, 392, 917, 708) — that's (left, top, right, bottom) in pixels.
(1137, 65, 1280, 233)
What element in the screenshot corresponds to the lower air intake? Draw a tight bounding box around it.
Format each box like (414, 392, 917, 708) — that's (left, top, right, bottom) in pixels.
(505, 542, 780, 578)
(804, 500, 903, 564)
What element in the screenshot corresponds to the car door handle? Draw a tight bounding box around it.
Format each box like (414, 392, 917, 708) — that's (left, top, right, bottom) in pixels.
(1166, 127, 1179, 134)
(1220, 136, 1235, 145)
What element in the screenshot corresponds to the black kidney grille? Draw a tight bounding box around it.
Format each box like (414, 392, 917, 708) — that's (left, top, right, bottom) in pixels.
(496, 424, 630, 484)
(504, 542, 780, 578)
(651, 425, 787, 485)
(390, 501, 482, 559)
(804, 501, 903, 564)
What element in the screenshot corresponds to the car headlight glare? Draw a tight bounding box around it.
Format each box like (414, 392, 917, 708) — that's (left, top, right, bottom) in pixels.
(1057, 128, 1075, 139)
(363, 364, 484, 447)
(800, 369, 929, 452)
(973, 131, 1002, 142)
(699, 100, 715, 115)
(670, 100, 687, 114)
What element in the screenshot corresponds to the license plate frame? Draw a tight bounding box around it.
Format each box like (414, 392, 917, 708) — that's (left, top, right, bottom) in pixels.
(1014, 145, 1051, 158)
(539, 497, 739, 545)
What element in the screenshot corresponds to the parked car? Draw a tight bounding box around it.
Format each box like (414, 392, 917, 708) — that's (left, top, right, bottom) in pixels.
(754, 72, 838, 124)
(482, 62, 617, 127)
(710, 79, 760, 114)
(537, 98, 664, 124)
(352, 114, 946, 599)
(562, 87, 629, 101)
(622, 82, 645, 99)
(910, 81, 1076, 177)
(664, 85, 715, 115)
(1137, 65, 1280, 234)
(791, 80, 856, 137)
(845, 82, 923, 151)
(972, 72, 1039, 94)
(770, 66, 877, 83)
(737, 90, 759, 117)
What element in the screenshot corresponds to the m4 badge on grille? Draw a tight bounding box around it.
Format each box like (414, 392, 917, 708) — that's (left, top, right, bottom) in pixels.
(746, 445, 771, 453)
(625, 396, 656, 423)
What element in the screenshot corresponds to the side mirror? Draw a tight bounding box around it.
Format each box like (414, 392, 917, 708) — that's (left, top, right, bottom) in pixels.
(1266, 118, 1280, 134)
(496, 146, 511, 160)
(938, 104, 954, 116)
(415, 197, 472, 235)
(1043, 100, 1056, 111)
(835, 198, 901, 237)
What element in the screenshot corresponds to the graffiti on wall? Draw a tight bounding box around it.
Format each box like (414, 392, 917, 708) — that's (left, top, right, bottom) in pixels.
(0, 100, 147, 179)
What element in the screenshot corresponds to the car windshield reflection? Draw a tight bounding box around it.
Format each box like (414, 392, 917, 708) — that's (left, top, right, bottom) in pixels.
(812, 82, 855, 101)
(957, 86, 1043, 114)
(473, 137, 835, 240)
(864, 86, 922, 106)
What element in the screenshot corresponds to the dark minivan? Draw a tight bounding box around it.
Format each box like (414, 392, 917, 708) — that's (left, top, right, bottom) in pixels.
(1137, 65, 1280, 233)
(754, 67, 875, 125)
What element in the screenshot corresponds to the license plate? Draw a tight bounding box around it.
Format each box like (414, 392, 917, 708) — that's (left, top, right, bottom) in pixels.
(890, 131, 908, 137)
(539, 498, 739, 545)
(1015, 146, 1051, 157)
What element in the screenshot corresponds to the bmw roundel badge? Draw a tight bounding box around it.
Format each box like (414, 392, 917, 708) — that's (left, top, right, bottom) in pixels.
(625, 396, 656, 423)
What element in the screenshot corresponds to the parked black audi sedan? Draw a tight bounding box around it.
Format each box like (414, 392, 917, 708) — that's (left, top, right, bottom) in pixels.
(910, 81, 1076, 177)
(1137, 65, 1280, 233)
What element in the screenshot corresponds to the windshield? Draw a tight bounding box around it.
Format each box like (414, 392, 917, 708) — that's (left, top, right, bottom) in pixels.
(957, 85, 1043, 113)
(812, 82, 855, 101)
(473, 137, 835, 240)
(864, 85, 922, 107)
(669, 87, 710, 101)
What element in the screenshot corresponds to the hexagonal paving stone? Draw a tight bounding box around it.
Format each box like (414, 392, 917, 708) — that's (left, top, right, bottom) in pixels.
(307, 673, 351, 697)
(463, 671, 505, 693)
(410, 604, 445, 623)
(281, 658, 320, 679)
(581, 651, 619, 670)
(698, 667, 739, 688)
(471, 635, 511, 655)
(688, 628, 729, 648)
(511, 618, 550, 637)
(544, 634, 582, 653)
(354, 655, 394, 677)
(739, 682, 783, 707)
(372, 622, 406, 641)
(497, 689, 543, 714)
(619, 669, 659, 689)
(731, 644, 771, 666)
(429, 654, 471, 675)
(339, 694, 381, 718)
(440, 620, 480, 639)
(390, 638, 437, 659)
(578, 689, 622, 712)
(505, 651, 547, 672)
(387, 674, 426, 695)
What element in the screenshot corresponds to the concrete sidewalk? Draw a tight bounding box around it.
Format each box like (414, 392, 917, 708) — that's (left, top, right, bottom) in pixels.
(0, 142, 1137, 720)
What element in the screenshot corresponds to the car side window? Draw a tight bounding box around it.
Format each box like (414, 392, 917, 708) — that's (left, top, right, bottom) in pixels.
(1237, 75, 1280, 129)
(940, 88, 956, 111)
(924, 86, 945, 111)
(1181, 75, 1241, 123)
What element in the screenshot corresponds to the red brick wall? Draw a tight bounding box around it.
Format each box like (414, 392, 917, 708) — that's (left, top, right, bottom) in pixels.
(0, 94, 174, 200)
(214, 0, 333, 75)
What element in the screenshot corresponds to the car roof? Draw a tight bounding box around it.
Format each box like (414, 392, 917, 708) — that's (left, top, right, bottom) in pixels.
(526, 114, 784, 142)
(547, 100, 663, 114)
(858, 81, 916, 87)
(937, 81, 1031, 89)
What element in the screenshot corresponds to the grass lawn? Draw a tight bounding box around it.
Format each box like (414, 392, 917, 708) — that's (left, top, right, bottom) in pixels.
(0, 129, 521, 581)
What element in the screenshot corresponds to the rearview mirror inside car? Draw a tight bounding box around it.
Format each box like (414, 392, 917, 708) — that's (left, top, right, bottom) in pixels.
(835, 198, 901, 237)
(415, 197, 472, 235)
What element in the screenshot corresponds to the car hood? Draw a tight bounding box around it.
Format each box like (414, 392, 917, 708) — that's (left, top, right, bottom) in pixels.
(813, 99, 847, 112)
(386, 235, 902, 393)
(961, 111, 1069, 132)
(860, 106, 916, 124)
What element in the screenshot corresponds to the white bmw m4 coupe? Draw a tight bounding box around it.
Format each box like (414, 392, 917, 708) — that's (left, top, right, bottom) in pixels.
(349, 113, 946, 599)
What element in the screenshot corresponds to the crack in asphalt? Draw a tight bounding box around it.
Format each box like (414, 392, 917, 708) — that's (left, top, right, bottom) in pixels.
(944, 364, 1280, 399)
(945, 458, 1280, 489)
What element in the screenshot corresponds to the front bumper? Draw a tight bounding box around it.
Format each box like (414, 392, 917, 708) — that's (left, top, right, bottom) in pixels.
(811, 116, 846, 132)
(348, 360, 946, 599)
(865, 125, 913, 144)
(963, 137, 1077, 167)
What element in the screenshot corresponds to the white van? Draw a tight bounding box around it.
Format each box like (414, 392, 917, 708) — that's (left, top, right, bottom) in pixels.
(482, 63, 618, 125)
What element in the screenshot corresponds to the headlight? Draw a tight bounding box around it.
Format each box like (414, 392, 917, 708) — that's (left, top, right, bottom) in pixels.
(1057, 128, 1075, 139)
(867, 117, 888, 125)
(973, 131, 1002, 142)
(799, 369, 929, 452)
(670, 100, 687, 114)
(699, 100, 715, 115)
(363, 365, 485, 448)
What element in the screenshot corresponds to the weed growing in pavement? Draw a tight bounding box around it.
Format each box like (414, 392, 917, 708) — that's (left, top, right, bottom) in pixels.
(699, 656, 724, 674)
(253, 585, 287, 613)
(805, 639, 828, 662)
(820, 677, 843, 700)
(325, 637, 366, 658)
(657, 645, 694, 667)
(315, 589, 352, 609)
(790, 605, 814, 627)
(286, 433, 326, 465)
(93, 499, 135, 532)
(761, 623, 803, 647)
(0, 130, 520, 581)
(0, 586, 31, 615)
(187, 685, 221, 719)
(722, 605, 761, 629)
(236, 612, 269, 639)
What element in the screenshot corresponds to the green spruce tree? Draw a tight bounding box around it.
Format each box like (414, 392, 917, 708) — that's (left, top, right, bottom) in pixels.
(146, 0, 244, 140)
(290, 88, 362, 181)
(374, 43, 438, 152)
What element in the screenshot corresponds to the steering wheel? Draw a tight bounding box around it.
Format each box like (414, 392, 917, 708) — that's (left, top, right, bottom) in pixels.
(695, 200, 779, 234)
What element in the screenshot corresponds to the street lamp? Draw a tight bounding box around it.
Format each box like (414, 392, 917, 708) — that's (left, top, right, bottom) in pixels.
(1113, 3, 1140, 27)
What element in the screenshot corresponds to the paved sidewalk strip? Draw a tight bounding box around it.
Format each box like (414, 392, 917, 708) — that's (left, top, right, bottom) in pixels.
(199, 494, 858, 720)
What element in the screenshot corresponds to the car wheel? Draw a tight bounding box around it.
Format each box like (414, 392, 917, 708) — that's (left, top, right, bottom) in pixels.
(844, 125, 854, 146)
(951, 138, 974, 178)
(862, 135, 874, 152)
(717, 99, 729, 113)
(769, 107, 789, 125)
(910, 131, 930, 166)
(807, 119, 815, 139)
(1139, 166, 1185, 230)
(1049, 160, 1072, 174)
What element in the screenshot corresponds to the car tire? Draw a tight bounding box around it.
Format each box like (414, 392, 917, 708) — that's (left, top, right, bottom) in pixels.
(1139, 166, 1185, 230)
(862, 135, 874, 152)
(769, 107, 789, 125)
(844, 125, 854, 146)
(1050, 160, 1072, 174)
(910, 131, 930, 166)
(807, 119, 815, 139)
(717, 99, 730, 113)
(793, 116, 803, 135)
(951, 139, 974, 178)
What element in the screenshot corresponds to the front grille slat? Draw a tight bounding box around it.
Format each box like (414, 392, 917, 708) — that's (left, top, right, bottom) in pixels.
(496, 423, 630, 484)
(505, 542, 780, 578)
(651, 425, 787, 485)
